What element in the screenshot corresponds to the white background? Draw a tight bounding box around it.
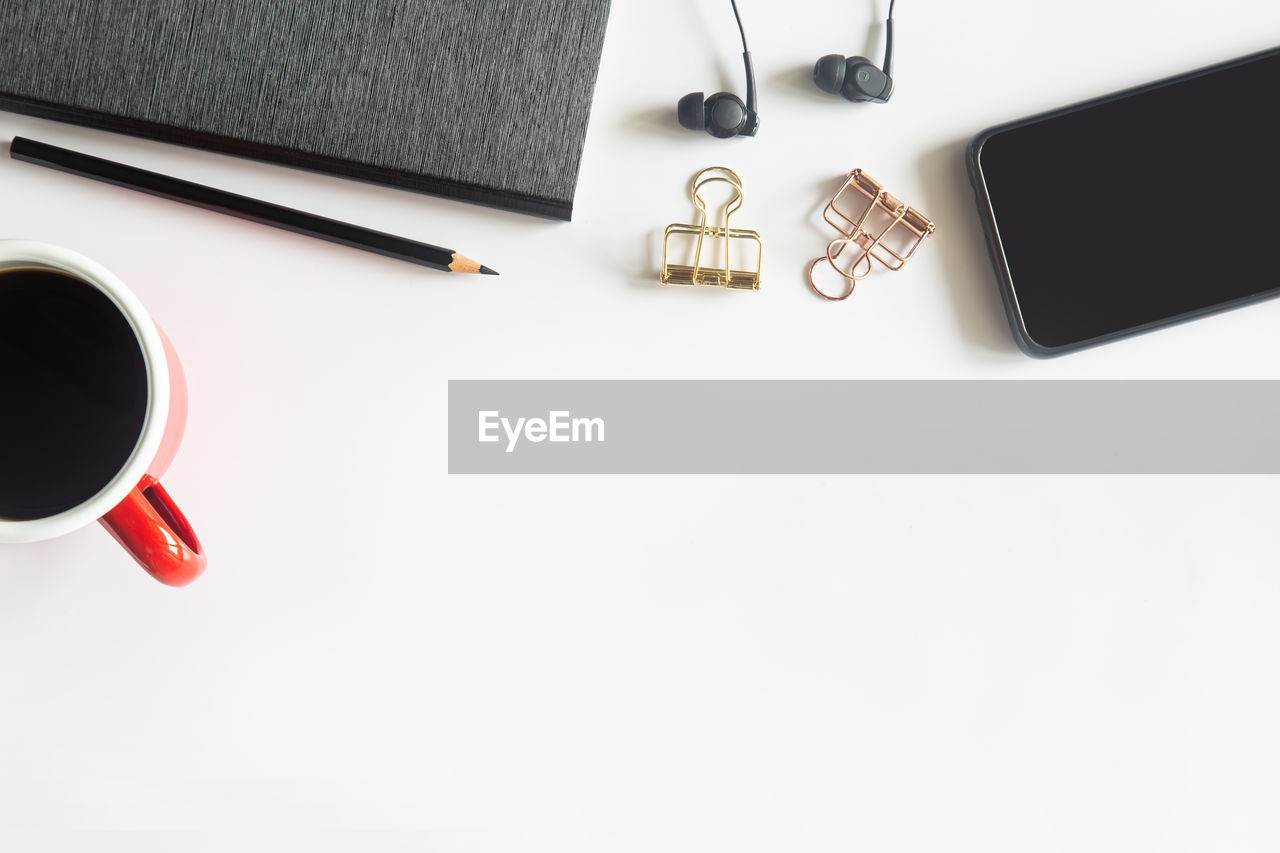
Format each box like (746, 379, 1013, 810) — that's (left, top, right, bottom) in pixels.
(2, 0, 1279, 847)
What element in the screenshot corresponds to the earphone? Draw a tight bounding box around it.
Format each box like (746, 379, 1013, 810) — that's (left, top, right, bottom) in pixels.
(677, 0, 759, 139)
(813, 0, 896, 103)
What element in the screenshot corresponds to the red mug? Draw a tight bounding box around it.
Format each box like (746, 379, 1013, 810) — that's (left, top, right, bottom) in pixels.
(0, 240, 205, 585)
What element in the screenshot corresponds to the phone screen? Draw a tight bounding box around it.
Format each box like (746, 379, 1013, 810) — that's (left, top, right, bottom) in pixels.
(972, 48, 1280, 354)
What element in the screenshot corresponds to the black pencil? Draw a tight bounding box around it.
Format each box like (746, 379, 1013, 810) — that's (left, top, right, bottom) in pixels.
(9, 136, 498, 275)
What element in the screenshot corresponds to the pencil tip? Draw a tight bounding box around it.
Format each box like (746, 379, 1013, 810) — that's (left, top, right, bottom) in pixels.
(449, 254, 497, 275)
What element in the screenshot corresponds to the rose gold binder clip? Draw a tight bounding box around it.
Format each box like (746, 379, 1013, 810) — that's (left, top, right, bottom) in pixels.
(661, 166, 762, 291)
(808, 169, 935, 301)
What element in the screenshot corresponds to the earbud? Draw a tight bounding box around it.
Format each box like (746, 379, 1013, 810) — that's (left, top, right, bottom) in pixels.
(814, 0, 897, 104)
(678, 91, 757, 138)
(813, 55, 894, 103)
(678, 1, 759, 139)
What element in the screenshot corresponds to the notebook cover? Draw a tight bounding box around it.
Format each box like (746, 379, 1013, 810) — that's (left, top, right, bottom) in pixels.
(0, 0, 613, 220)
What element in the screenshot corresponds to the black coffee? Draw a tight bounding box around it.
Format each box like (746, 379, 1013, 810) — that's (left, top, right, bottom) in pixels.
(0, 268, 148, 520)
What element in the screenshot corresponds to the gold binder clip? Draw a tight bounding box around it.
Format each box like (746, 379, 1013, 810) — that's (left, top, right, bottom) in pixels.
(661, 166, 762, 291)
(809, 169, 935, 301)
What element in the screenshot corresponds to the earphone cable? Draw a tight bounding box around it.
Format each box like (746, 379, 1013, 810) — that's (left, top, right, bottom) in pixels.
(730, 0, 749, 52)
(884, 0, 896, 77)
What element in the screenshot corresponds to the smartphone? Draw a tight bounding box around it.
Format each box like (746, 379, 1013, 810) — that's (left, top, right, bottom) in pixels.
(967, 47, 1280, 357)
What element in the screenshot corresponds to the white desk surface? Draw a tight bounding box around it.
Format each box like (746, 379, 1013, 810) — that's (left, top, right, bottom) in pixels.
(3, 0, 1279, 846)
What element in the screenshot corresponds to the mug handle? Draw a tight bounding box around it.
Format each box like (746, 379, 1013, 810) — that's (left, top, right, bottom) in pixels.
(100, 475, 206, 586)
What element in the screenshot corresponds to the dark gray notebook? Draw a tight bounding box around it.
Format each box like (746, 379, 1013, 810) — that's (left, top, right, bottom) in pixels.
(0, 0, 612, 219)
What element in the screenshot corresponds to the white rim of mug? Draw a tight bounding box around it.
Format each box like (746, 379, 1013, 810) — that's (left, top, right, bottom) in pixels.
(0, 239, 170, 544)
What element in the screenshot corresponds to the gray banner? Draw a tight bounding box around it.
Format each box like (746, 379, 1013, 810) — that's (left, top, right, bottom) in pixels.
(448, 381, 1280, 474)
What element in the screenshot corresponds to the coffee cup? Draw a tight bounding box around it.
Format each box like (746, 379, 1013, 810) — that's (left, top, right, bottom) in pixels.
(0, 239, 205, 585)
